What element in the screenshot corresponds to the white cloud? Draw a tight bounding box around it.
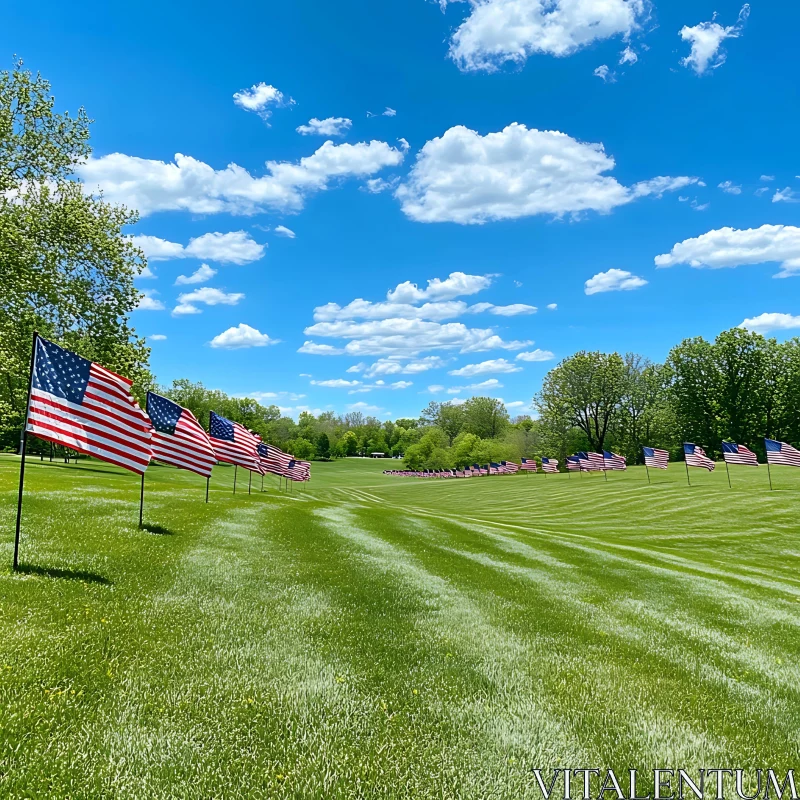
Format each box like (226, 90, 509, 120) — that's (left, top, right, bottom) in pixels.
(547, 303, 558, 310)
(387, 271, 492, 302)
(175, 264, 217, 286)
(594, 65, 615, 83)
(130, 231, 265, 264)
(235, 391, 306, 403)
(718, 180, 742, 195)
(347, 401, 382, 412)
(516, 349, 555, 362)
(346, 363, 366, 373)
(739, 313, 800, 334)
(449, 358, 522, 376)
(773, 187, 800, 204)
(274, 225, 296, 238)
(136, 290, 165, 311)
(314, 299, 469, 322)
(632, 176, 703, 198)
(79, 140, 405, 217)
(396, 123, 696, 224)
(363, 356, 446, 377)
(363, 176, 400, 193)
(506, 401, 527, 409)
(297, 341, 345, 355)
(310, 378, 362, 388)
(209, 324, 278, 349)
(761, 175, 775, 182)
(383, 107, 397, 117)
(447, 378, 502, 393)
(391, 381, 413, 389)
(443, 0, 650, 72)
(233, 83, 294, 123)
(137, 265, 155, 279)
(679, 4, 750, 75)
(428, 385, 445, 393)
(468, 302, 538, 316)
(655, 224, 800, 279)
(619, 46, 638, 65)
(585, 268, 648, 295)
(691, 199, 710, 211)
(148, 334, 167, 341)
(296, 117, 352, 136)
(173, 287, 245, 316)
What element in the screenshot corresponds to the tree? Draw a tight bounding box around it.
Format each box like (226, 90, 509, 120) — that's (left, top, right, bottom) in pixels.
(420, 401, 465, 444)
(535, 351, 625, 452)
(462, 397, 509, 439)
(315, 432, 331, 459)
(339, 430, 358, 456)
(0, 61, 151, 445)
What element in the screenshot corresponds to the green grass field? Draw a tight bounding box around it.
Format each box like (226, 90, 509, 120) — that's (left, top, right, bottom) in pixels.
(0, 453, 798, 798)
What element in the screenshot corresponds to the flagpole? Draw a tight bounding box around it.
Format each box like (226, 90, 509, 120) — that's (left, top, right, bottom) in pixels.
(724, 459, 731, 488)
(684, 445, 691, 486)
(261, 474, 264, 492)
(13, 331, 38, 571)
(139, 472, 145, 528)
(233, 464, 237, 494)
(767, 459, 773, 491)
(206, 476, 210, 503)
(645, 463, 651, 485)
(248, 470, 252, 495)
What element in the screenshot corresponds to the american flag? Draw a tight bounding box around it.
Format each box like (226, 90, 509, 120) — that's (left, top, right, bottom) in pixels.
(643, 447, 669, 469)
(489, 462, 503, 475)
(502, 461, 520, 474)
(765, 439, 800, 467)
(603, 451, 627, 470)
(147, 392, 217, 478)
(520, 458, 537, 472)
(722, 442, 759, 467)
(258, 442, 292, 477)
(26, 336, 152, 475)
(473, 464, 488, 475)
(578, 452, 606, 471)
(209, 411, 261, 472)
(684, 443, 715, 471)
(541, 458, 559, 473)
(566, 456, 582, 471)
(286, 459, 311, 481)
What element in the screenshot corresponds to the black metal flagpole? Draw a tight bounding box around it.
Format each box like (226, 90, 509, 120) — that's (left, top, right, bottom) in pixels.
(206, 476, 210, 503)
(139, 472, 145, 527)
(645, 462, 651, 485)
(261, 474, 264, 492)
(724, 458, 732, 488)
(13, 331, 38, 571)
(684, 444, 691, 486)
(248, 470, 252, 495)
(767, 458, 773, 491)
(233, 464, 237, 494)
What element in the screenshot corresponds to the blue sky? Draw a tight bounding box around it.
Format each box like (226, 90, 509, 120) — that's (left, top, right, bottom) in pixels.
(6, 0, 800, 419)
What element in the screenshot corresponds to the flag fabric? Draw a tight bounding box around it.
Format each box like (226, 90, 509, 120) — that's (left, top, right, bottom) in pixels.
(603, 451, 627, 471)
(147, 392, 217, 478)
(643, 447, 669, 470)
(541, 458, 559, 473)
(722, 442, 759, 467)
(286, 459, 311, 481)
(489, 462, 502, 475)
(209, 411, 261, 472)
(258, 442, 292, 477)
(566, 456, 582, 471)
(26, 336, 152, 475)
(520, 458, 538, 472)
(765, 439, 800, 467)
(684, 443, 715, 471)
(502, 461, 520, 474)
(577, 452, 605, 471)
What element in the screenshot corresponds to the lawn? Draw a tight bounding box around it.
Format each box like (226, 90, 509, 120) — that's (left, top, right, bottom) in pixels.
(0, 453, 798, 798)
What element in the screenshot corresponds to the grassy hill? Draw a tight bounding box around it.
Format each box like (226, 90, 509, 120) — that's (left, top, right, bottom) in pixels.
(0, 453, 797, 797)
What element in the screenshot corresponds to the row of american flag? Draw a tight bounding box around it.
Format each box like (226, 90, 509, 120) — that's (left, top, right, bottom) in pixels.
(24, 335, 310, 484)
(384, 459, 558, 478)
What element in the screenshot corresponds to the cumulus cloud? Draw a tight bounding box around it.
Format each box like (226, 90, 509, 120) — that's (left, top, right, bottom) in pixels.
(594, 65, 615, 83)
(718, 180, 742, 195)
(396, 123, 697, 224)
(136, 290, 165, 311)
(310, 378, 362, 388)
(79, 140, 405, 217)
(516, 349, 555, 362)
(387, 271, 492, 302)
(655, 224, 800, 278)
(274, 225, 296, 238)
(761, 175, 775, 182)
(739, 313, 800, 335)
(362, 356, 446, 377)
(296, 117, 352, 136)
(175, 264, 217, 285)
(773, 187, 800, 204)
(363, 176, 400, 193)
(447, 378, 502, 394)
(442, 0, 650, 72)
(448, 358, 522, 376)
(314, 299, 469, 322)
(468, 302, 538, 316)
(547, 303, 558, 310)
(233, 83, 294, 122)
(679, 5, 750, 75)
(585, 268, 648, 295)
(619, 46, 638, 64)
(209, 324, 278, 349)
(148, 334, 167, 341)
(173, 287, 245, 316)
(297, 341, 345, 355)
(129, 231, 265, 264)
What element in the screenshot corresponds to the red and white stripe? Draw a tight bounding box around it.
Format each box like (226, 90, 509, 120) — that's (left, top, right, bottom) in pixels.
(211, 422, 261, 472)
(27, 362, 152, 475)
(541, 459, 559, 473)
(152, 411, 216, 478)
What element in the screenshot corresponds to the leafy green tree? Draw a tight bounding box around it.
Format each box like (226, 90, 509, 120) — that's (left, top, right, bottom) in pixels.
(287, 438, 315, 460)
(315, 432, 331, 459)
(339, 430, 358, 456)
(420, 401, 465, 444)
(461, 397, 509, 440)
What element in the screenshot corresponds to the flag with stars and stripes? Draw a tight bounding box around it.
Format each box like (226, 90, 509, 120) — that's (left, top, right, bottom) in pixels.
(765, 439, 800, 467)
(286, 459, 311, 481)
(209, 411, 261, 472)
(722, 442, 759, 466)
(577, 452, 606, 471)
(684, 443, 715, 471)
(541, 458, 559, 473)
(603, 451, 627, 470)
(566, 456, 582, 471)
(258, 442, 292, 477)
(520, 458, 537, 472)
(25, 336, 152, 475)
(146, 392, 217, 478)
(501, 461, 520, 473)
(643, 447, 669, 470)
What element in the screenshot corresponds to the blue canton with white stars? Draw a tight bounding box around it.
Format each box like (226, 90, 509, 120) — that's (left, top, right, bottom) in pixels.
(209, 411, 234, 441)
(146, 392, 182, 435)
(257, 443, 269, 457)
(32, 337, 91, 404)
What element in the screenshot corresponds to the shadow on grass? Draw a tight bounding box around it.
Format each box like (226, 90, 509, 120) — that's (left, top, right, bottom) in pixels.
(140, 523, 174, 536)
(35, 462, 122, 478)
(15, 563, 113, 585)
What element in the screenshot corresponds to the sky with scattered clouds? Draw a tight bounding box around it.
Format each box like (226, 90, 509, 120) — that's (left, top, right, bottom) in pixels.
(7, 0, 799, 418)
